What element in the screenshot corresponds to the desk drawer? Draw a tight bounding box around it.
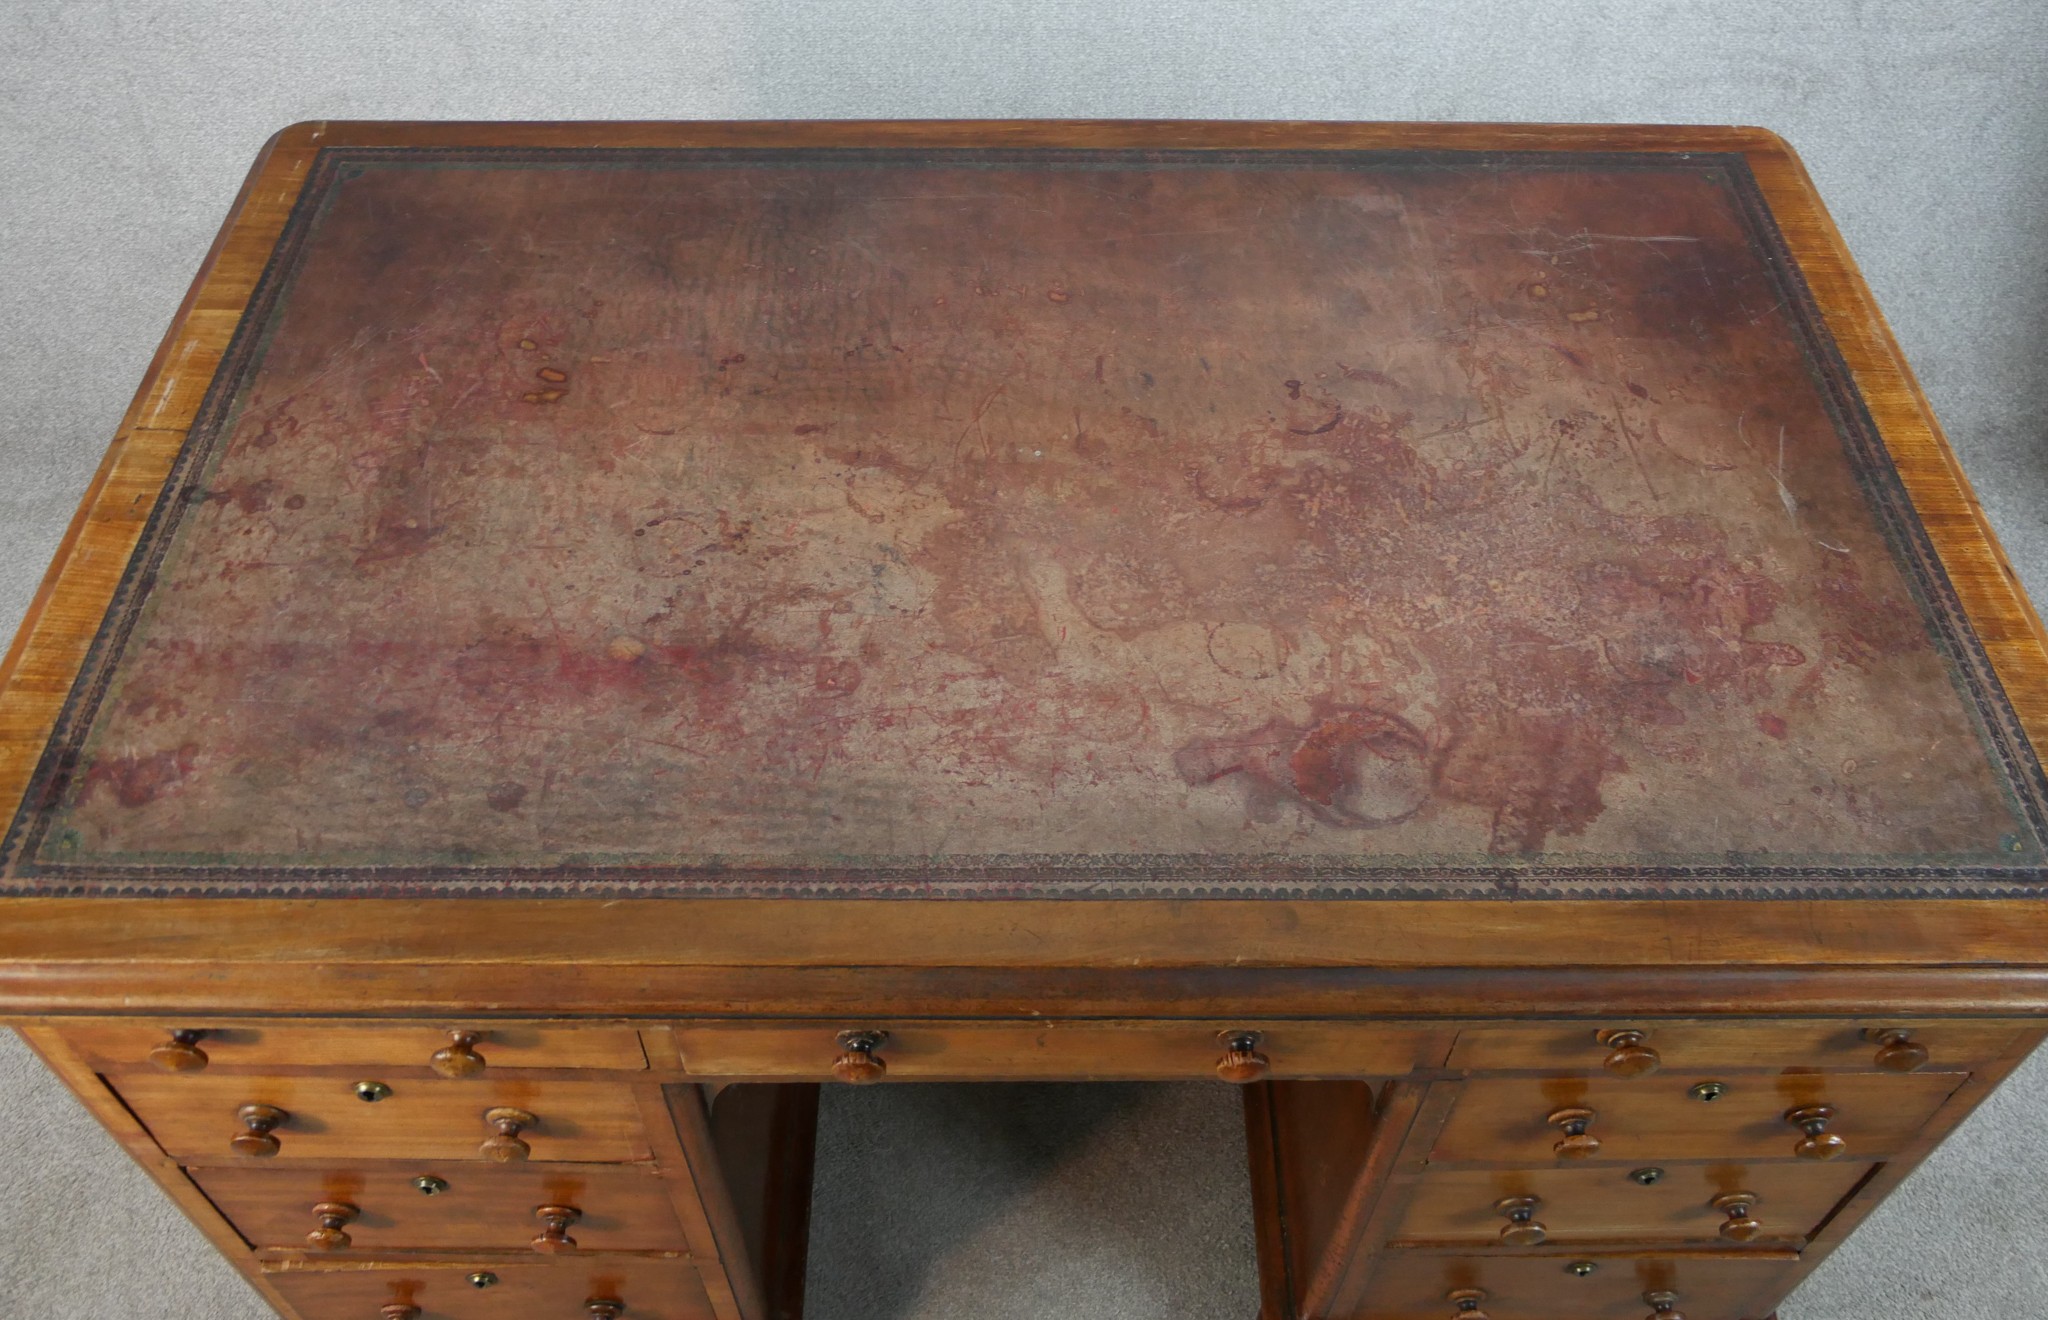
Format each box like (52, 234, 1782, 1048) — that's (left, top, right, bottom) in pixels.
(1391, 1161, 1871, 1247)
(1448, 1019, 2027, 1077)
(1431, 1072, 1963, 1166)
(194, 1164, 687, 1253)
(1355, 1252, 1796, 1320)
(113, 1073, 652, 1164)
(670, 1020, 1445, 1081)
(55, 1022, 649, 1076)
(267, 1259, 714, 1320)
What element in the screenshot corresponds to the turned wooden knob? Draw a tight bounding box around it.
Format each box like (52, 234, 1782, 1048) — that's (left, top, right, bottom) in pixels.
(1711, 1190, 1763, 1242)
(431, 1030, 488, 1078)
(380, 1306, 421, 1320)
(1494, 1194, 1546, 1246)
(230, 1103, 288, 1157)
(1215, 1031, 1271, 1084)
(532, 1203, 582, 1254)
(585, 1300, 626, 1319)
(305, 1201, 358, 1250)
(832, 1030, 889, 1084)
(1597, 1028, 1661, 1077)
(1447, 1287, 1490, 1319)
(1547, 1106, 1601, 1159)
(149, 1028, 209, 1073)
(481, 1106, 537, 1162)
(1866, 1028, 1930, 1073)
(1643, 1290, 1686, 1320)
(1786, 1104, 1846, 1160)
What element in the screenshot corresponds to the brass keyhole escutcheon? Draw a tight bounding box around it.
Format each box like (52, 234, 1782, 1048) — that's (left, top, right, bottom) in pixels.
(355, 1080, 393, 1103)
(414, 1175, 449, 1196)
(1629, 1166, 1665, 1186)
(1566, 1261, 1599, 1277)
(1688, 1080, 1726, 1102)
(467, 1272, 499, 1289)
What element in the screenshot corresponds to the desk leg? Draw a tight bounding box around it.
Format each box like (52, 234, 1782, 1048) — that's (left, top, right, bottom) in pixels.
(712, 1082, 823, 1320)
(1244, 1079, 1438, 1320)
(1244, 1080, 1379, 1320)
(666, 1081, 822, 1320)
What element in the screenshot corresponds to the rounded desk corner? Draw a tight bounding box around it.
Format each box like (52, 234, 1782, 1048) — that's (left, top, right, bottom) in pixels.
(1730, 123, 1804, 165)
(262, 120, 331, 154)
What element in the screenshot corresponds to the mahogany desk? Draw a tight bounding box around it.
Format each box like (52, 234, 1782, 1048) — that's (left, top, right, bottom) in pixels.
(3, 121, 2046, 1320)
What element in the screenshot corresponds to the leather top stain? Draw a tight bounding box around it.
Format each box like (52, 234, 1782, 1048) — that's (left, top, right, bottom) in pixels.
(8, 148, 2043, 897)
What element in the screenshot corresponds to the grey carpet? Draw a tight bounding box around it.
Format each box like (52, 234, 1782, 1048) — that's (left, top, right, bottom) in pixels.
(805, 1085, 1259, 1320)
(1, 2, 2044, 1316)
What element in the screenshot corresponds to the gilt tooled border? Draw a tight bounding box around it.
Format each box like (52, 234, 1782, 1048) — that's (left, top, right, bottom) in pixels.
(6, 144, 2045, 898)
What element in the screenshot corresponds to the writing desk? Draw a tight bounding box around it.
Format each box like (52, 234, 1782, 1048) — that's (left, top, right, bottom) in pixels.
(3, 120, 2045, 1320)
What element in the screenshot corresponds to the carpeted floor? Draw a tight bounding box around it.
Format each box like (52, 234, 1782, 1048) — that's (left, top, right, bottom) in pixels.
(1, 3, 2044, 1316)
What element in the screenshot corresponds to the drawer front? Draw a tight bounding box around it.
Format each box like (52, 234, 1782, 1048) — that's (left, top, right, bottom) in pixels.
(114, 1074, 652, 1164)
(56, 1022, 649, 1075)
(194, 1165, 687, 1253)
(1448, 1019, 2027, 1076)
(671, 1020, 1444, 1080)
(1357, 1253, 1796, 1320)
(268, 1260, 714, 1320)
(1431, 1071, 1964, 1165)
(1391, 1161, 1871, 1246)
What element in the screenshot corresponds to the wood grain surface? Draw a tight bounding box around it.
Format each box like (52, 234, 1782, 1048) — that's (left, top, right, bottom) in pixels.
(1427, 1071, 1964, 1166)
(1352, 1250, 1797, 1320)
(53, 1021, 649, 1073)
(112, 1071, 655, 1165)
(1389, 1161, 1871, 1246)
(264, 1258, 718, 1320)
(193, 1162, 689, 1253)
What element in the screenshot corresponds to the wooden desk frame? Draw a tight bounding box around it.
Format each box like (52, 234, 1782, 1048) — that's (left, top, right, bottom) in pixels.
(4, 121, 2045, 1320)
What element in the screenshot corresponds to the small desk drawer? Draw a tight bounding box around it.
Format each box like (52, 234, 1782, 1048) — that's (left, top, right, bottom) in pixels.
(1448, 1019, 2026, 1076)
(1391, 1161, 1871, 1247)
(112, 1073, 653, 1164)
(194, 1164, 687, 1253)
(267, 1259, 714, 1320)
(55, 1022, 649, 1076)
(670, 1020, 1445, 1081)
(1356, 1252, 1796, 1320)
(1430, 1072, 1964, 1166)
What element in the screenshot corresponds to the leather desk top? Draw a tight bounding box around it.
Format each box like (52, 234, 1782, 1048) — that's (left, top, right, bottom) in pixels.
(4, 124, 2045, 902)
